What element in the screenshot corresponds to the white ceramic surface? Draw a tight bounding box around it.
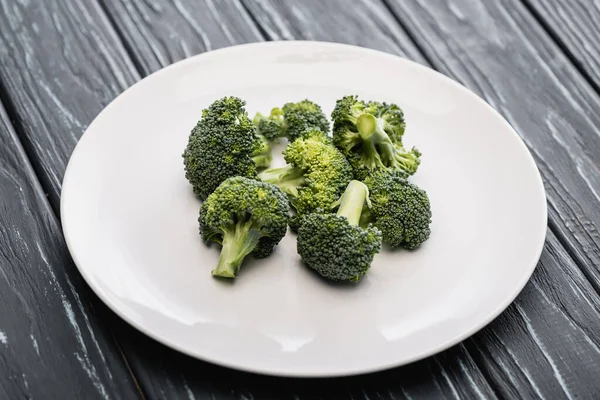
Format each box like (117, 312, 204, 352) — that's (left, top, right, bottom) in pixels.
(60, 41, 547, 377)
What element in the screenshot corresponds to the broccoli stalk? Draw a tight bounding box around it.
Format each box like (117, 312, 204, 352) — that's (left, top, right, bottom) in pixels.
(332, 96, 421, 180)
(199, 176, 290, 279)
(252, 134, 273, 168)
(332, 180, 371, 226)
(258, 165, 306, 197)
(354, 114, 420, 173)
(296, 180, 382, 282)
(356, 114, 392, 171)
(213, 219, 262, 278)
(257, 129, 353, 229)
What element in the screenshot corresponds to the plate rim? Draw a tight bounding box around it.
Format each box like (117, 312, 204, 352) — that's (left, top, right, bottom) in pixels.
(60, 40, 548, 377)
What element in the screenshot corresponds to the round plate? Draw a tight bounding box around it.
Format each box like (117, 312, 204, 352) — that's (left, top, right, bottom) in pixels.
(61, 41, 547, 377)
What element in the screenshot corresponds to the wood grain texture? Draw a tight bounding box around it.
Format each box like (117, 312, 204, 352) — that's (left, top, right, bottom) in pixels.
(99, 0, 263, 75)
(0, 1, 148, 398)
(385, 0, 600, 292)
(467, 230, 600, 399)
(381, 0, 600, 396)
(96, 1, 496, 399)
(1, 0, 599, 398)
(0, 104, 140, 399)
(240, 0, 427, 64)
(109, 328, 498, 400)
(524, 0, 600, 91)
(0, 0, 139, 210)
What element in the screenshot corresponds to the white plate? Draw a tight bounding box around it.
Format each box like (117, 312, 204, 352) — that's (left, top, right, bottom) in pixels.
(61, 41, 547, 377)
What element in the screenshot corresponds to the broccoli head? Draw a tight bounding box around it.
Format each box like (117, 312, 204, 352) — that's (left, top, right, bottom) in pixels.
(253, 107, 285, 141)
(282, 99, 330, 142)
(258, 128, 353, 230)
(199, 176, 290, 278)
(331, 95, 420, 180)
(363, 170, 432, 249)
(297, 180, 382, 282)
(182, 96, 272, 200)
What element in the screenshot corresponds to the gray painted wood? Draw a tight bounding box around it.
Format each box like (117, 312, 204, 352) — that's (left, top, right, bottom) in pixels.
(0, 1, 148, 398)
(0, 0, 139, 211)
(468, 230, 600, 399)
(99, 0, 263, 75)
(240, 0, 427, 64)
(381, 0, 600, 293)
(524, 0, 600, 92)
(110, 334, 499, 400)
(0, 103, 140, 399)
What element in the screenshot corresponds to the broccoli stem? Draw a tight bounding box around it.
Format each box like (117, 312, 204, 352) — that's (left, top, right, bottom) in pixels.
(335, 180, 370, 226)
(252, 112, 267, 126)
(393, 148, 419, 173)
(212, 220, 262, 278)
(357, 114, 378, 140)
(258, 165, 306, 197)
(356, 114, 398, 170)
(377, 142, 398, 167)
(252, 135, 273, 168)
(252, 152, 272, 168)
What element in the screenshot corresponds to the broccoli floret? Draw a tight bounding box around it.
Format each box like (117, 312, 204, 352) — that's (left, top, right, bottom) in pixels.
(331, 95, 420, 180)
(282, 99, 330, 142)
(253, 100, 331, 143)
(182, 96, 272, 200)
(363, 170, 432, 249)
(199, 176, 290, 278)
(297, 180, 382, 282)
(253, 107, 285, 141)
(258, 128, 353, 230)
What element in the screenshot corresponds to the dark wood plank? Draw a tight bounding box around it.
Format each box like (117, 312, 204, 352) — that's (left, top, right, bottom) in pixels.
(109, 328, 498, 400)
(384, 0, 600, 289)
(0, 0, 139, 210)
(0, 1, 152, 398)
(380, 0, 600, 396)
(468, 230, 600, 399)
(3, 0, 597, 398)
(240, 0, 427, 64)
(99, 0, 263, 75)
(524, 0, 600, 92)
(0, 103, 140, 399)
(98, 0, 496, 398)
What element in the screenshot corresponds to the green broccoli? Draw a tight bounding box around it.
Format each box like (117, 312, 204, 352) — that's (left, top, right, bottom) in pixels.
(258, 129, 353, 230)
(363, 170, 432, 249)
(331, 95, 421, 180)
(253, 107, 285, 141)
(282, 99, 330, 142)
(254, 133, 273, 168)
(297, 180, 382, 282)
(182, 96, 272, 200)
(199, 176, 290, 278)
(253, 100, 331, 143)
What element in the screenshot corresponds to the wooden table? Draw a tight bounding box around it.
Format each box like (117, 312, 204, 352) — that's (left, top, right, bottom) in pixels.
(1, 1, 599, 398)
